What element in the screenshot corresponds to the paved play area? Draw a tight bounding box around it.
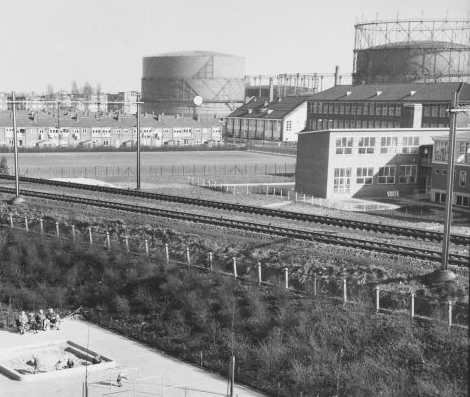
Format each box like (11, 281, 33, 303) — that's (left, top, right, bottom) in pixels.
(0, 318, 267, 397)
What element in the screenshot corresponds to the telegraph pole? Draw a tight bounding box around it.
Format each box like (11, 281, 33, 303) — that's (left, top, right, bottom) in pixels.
(136, 92, 141, 190)
(11, 92, 20, 198)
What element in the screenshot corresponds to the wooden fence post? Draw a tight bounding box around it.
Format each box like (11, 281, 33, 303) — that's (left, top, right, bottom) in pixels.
(145, 239, 149, 257)
(232, 257, 238, 278)
(106, 232, 111, 250)
(284, 268, 289, 290)
(209, 252, 213, 271)
(125, 236, 130, 253)
(24, 217, 28, 232)
(343, 279, 347, 304)
(448, 301, 452, 328)
(186, 247, 191, 267)
(55, 222, 60, 238)
(410, 292, 415, 318)
(375, 287, 380, 312)
(165, 243, 169, 263)
(313, 275, 317, 296)
(9, 214, 13, 228)
(71, 225, 76, 242)
(257, 262, 262, 285)
(88, 227, 93, 246)
(39, 218, 43, 234)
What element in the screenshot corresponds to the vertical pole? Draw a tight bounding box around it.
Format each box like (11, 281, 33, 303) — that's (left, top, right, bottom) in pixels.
(186, 247, 191, 267)
(145, 239, 149, 257)
(410, 292, 415, 318)
(11, 92, 19, 198)
(125, 235, 130, 253)
(24, 216, 28, 232)
(55, 222, 60, 238)
(313, 275, 317, 296)
(88, 227, 93, 246)
(447, 301, 452, 328)
(295, 192, 298, 202)
(343, 279, 347, 304)
(232, 257, 237, 278)
(375, 287, 380, 312)
(209, 251, 213, 271)
(165, 243, 169, 263)
(229, 356, 235, 397)
(136, 93, 141, 190)
(106, 232, 111, 250)
(284, 268, 289, 290)
(39, 218, 43, 234)
(9, 214, 13, 228)
(71, 225, 76, 242)
(441, 84, 463, 270)
(257, 262, 262, 285)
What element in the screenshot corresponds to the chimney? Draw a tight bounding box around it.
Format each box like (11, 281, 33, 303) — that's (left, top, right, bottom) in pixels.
(269, 77, 274, 102)
(334, 66, 340, 86)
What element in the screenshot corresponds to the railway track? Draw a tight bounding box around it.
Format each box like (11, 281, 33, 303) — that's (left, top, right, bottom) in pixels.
(1, 186, 468, 267)
(1, 175, 468, 246)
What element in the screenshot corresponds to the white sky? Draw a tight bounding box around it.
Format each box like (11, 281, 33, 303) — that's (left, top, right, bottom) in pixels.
(1, 0, 468, 93)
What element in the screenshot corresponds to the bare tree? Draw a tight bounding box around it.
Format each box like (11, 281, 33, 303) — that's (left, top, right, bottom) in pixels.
(83, 82, 93, 97)
(71, 81, 79, 95)
(0, 156, 9, 175)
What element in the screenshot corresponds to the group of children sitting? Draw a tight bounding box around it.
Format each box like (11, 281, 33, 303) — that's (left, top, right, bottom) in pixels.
(16, 308, 60, 334)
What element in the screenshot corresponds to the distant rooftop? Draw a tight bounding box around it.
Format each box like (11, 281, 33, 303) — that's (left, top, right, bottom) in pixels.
(148, 50, 243, 58)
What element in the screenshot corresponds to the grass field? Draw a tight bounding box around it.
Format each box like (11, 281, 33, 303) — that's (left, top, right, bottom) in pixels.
(1, 151, 296, 168)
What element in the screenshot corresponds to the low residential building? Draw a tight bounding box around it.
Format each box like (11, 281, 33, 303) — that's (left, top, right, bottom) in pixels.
(295, 127, 468, 199)
(225, 96, 307, 142)
(430, 132, 470, 207)
(0, 111, 222, 149)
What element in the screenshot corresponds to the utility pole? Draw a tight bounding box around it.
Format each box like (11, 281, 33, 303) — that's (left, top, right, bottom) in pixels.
(11, 92, 19, 198)
(136, 92, 141, 190)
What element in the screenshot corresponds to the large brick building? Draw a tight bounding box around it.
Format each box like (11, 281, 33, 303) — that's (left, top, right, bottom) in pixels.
(0, 111, 222, 149)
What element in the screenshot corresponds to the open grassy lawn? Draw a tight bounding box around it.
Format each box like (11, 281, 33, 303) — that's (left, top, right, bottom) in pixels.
(2, 151, 296, 169)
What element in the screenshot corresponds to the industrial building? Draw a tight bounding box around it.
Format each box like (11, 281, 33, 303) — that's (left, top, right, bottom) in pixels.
(0, 111, 222, 149)
(225, 95, 307, 142)
(305, 82, 470, 131)
(352, 19, 470, 84)
(430, 132, 470, 207)
(141, 51, 245, 119)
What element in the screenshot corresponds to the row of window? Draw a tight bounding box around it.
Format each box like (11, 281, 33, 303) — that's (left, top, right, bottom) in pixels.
(434, 169, 467, 187)
(423, 104, 449, 118)
(308, 102, 403, 117)
(335, 136, 419, 155)
(310, 118, 401, 130)
(332, 165, 417, 194)
(434, 141, 470, 163)
(435, 192, 470, 207)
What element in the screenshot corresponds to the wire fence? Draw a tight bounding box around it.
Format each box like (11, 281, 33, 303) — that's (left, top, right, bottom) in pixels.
(1, 214, 467, 329)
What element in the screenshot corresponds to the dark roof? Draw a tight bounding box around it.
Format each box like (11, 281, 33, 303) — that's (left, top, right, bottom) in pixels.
(432, 131, 470, 140)
(307, 82, 470, 103)
(0, 113, 220, 129)
(226, 96, 307, 120)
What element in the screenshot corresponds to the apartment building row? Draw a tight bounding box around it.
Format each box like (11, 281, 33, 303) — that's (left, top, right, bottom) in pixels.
(0, 111, 222, 149)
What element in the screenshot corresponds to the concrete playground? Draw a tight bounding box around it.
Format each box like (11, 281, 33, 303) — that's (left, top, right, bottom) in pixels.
(0, 318, 268, 397)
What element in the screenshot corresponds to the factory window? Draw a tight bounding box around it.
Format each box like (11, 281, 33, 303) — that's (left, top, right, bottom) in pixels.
(424, 105, 431, 117)
(351, 103, 357, 115)
(339, 103, 345, 114)
(399, 165, 417, 184)
(333, 168, 351, 194)
(345, 103, 351, 115)
(358, 137, 375, 154)
(375, 104, 381, 116)
(434, 192, 446, 203)
(459, 171, 467, 187)
(431, 105, 439, 117)
(396, 106, 402, 116)
(442, 169, 447, 175)
(356, 104, 363, 116)
(328, 103, 334, 113)
(356, 167, 373, 185)
(458, 141, 470, 163)
(381, 104, 388, 116)
(378, 165, 396, 184)
(285, 120, 292, 131)
(435, 169, 441, 175)
(363, 103, 369, 115)
(402, 136, 419, 154)
(381, 120, 387, 128)
(456, 195, 470, 207)
(103, 140, 109, 146)
(335, 137, 353, 154)
(317, 102, 323, 113)
(388, 105, 395, 116)
(345, 119, 350, 129)
(338, 119, 344, 128)
(333, 103, 340, 114)
(439, 105, 447, 118)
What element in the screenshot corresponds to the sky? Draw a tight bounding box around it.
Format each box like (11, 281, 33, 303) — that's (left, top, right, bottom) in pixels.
(0, 0, 468, 93)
